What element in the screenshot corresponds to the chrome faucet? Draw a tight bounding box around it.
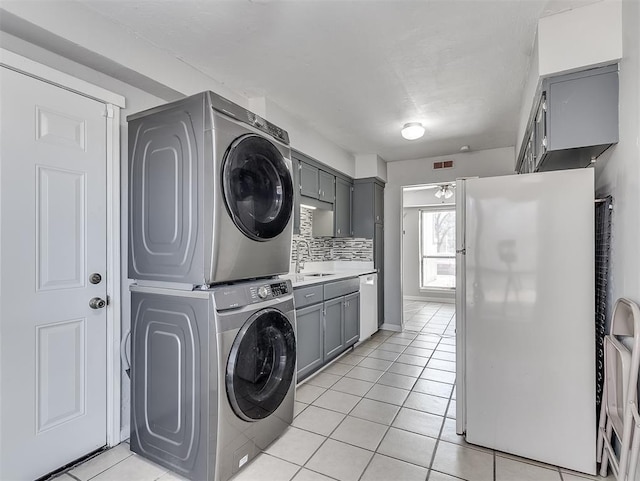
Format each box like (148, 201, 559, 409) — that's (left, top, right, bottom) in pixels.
(295, 240, 311, 274)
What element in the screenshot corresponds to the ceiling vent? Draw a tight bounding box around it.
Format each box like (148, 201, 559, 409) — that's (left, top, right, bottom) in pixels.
(433, 160, 454, 170)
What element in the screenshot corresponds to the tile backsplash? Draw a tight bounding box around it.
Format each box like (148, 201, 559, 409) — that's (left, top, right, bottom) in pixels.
(291, 207, 373, 263)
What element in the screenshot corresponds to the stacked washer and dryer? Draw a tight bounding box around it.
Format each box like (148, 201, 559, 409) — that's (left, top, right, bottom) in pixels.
(127, 92, 297, 481)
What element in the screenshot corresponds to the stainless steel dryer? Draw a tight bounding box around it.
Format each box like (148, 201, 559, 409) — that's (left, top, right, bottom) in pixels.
(130, 279, 296, 481)
(128, 91, 294, 285)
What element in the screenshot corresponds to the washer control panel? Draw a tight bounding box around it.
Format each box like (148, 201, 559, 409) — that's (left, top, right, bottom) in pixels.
(215, 280, 291, 310)
(249, 281, 289, 301)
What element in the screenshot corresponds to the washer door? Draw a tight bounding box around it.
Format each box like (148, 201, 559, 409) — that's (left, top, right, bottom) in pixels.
(226, 308, 296, 421)
(222, 134, 293, 241)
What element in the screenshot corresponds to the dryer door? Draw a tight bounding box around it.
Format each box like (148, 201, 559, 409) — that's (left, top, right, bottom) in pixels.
(222, 134, 293, 241)
(226, 308, 296, 421)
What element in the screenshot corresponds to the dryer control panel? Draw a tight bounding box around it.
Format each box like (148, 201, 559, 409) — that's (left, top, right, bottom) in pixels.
(214, 280, 291, 311)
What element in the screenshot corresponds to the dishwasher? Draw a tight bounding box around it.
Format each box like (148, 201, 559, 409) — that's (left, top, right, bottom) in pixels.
(359, 273, 378, 340)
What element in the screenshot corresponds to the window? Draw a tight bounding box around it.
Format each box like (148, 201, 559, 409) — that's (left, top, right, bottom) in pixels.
(420, 208, 455, 289)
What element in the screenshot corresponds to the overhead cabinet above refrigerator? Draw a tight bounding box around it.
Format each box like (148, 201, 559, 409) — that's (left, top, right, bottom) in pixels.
(517, 64, 619, 174)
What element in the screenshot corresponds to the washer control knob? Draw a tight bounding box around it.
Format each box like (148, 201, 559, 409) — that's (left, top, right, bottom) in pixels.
(257, 286, 269, 299)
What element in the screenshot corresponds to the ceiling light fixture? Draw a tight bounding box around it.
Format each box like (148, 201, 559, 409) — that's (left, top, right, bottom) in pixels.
(460, 145, 470, 152)
(435, 184, 454, 200)
(401, 122, 425, 140)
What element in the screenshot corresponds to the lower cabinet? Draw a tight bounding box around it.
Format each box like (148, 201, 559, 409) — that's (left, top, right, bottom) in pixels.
(296, 303, 324, 380)
(295, 278, 361, 382)
(344, 292, 360, 347)
(323, 297, 344, 361)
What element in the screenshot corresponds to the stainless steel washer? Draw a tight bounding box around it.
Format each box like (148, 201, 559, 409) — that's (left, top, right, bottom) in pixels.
(130, 279, 296, 481)
(127, 91, 294, 285)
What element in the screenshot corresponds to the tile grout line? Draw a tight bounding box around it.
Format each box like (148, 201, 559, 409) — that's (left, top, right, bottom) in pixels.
(286, 324, 441, 480)
(271, 303, 457, 481)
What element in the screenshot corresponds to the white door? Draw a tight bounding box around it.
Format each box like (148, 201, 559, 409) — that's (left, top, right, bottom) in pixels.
(0, 67, 108, 480)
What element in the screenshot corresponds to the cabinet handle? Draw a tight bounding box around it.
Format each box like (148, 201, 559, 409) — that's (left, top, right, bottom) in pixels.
(304, 293, 316, 298)
(337, 228, 341, 234)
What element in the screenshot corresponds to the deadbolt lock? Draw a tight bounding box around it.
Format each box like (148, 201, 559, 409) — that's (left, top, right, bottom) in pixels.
(89, 297, 106, 309)
(89, 273, 102, 285)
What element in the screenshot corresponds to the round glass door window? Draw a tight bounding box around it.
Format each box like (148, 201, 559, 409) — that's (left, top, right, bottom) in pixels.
(226, 308, 296, 421)
(222, 134, 293, 241)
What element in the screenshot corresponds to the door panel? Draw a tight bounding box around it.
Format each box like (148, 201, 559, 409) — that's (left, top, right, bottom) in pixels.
(323, 298, 343, 361)
(295, 303, 323, 381)
(300, 162, 319, 199)
(343, 292, 360, 347)
(0, 67, 108, 480)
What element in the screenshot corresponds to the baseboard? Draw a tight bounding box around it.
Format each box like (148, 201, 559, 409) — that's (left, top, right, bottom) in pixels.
(380, 322, 402, 332)
(404, 295, 455, 304)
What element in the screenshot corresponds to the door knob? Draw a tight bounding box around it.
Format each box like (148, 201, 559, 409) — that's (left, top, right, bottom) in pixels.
(89, 273, 102, 284)
(89, 297, 106, 309)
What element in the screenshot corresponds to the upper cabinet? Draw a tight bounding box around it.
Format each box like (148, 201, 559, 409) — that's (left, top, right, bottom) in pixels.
(300, 162, 319, 198)
(517, 64, 619, 173)
(299, 160, 335, 203)
(353, 178, 385, 239)
(318, 171, 335, 203)
(334, 177, 353, 238)
(292, 150, 353, 238)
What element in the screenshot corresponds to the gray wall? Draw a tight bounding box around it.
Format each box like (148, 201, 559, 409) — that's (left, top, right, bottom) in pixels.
(402, 208, 421, 298)
(385, 147, 516, 328)
(594, 0, 640, 329)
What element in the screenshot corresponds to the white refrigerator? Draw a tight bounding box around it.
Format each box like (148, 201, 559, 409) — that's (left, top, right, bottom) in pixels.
(455, 168, 596, 475)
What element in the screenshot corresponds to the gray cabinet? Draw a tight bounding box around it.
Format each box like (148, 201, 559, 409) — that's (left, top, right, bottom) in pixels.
(353, 178, 385, 327)
(344, 292, 360, 347)
(534, 94, 546, 170)
(318, 171, 335, 203)
(353, 178, 385, 238)
(300, 162, 319, 198)
(334, 178, 352, 237)
(323, 297, 344, 361)
(374, 182, 384, 224)
(294, 277, 360, 382)
(296, 303, 324, 380)
(299, 161, 335, 203)
(292, 157, 301, 235)
(517, 64, 619, 173)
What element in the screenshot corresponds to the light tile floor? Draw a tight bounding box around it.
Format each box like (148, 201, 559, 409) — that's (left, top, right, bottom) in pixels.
(53, 301, 614, 481)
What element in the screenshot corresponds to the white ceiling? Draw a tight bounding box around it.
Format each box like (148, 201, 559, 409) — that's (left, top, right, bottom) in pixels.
(80, 0, 596, 162)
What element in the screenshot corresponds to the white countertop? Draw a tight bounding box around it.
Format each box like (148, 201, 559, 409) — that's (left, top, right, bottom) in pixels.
(279, 261, 377, 287)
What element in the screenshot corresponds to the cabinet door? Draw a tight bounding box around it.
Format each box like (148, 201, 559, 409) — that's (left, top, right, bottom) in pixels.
(534, 94, 547, 169)
(300, 162, 319, 199)
(374, 223, 384, 327)
(547, 69, 619, 151)
(334, 178, 352, 238)
(292, 158, 301, 234)
(343, 292, 360, 347)
(296, 303, 324, 381)
(318, 170, 335, 203)
(324, 297, 344, 361)
(374, 182, 384, 224)
(352, 182, 374, 238)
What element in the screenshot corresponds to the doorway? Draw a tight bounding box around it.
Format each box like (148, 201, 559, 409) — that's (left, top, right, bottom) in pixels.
(401, 183, 456, 328)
